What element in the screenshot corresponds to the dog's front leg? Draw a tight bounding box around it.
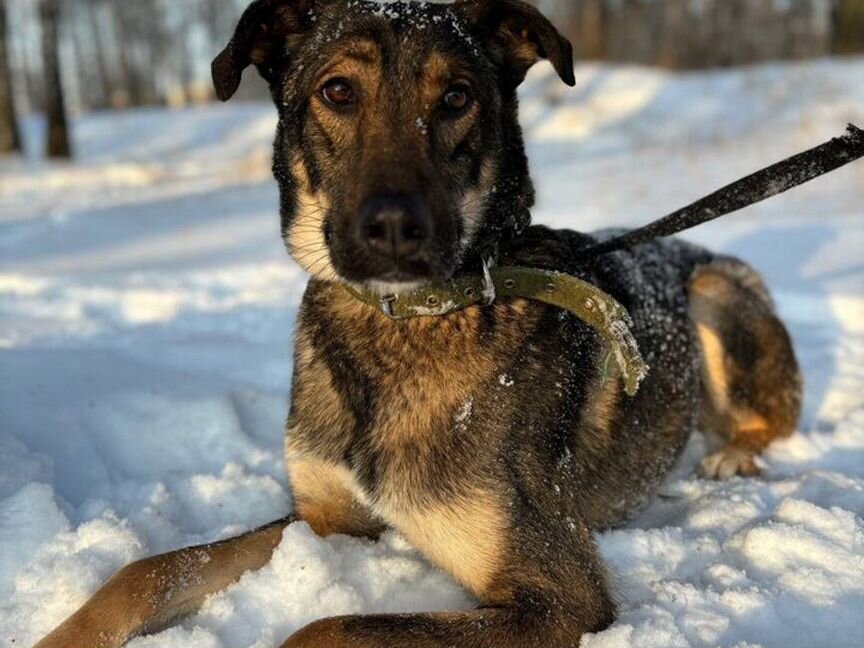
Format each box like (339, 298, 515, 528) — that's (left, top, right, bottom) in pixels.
(34, 516, 293, 648)
(281, 604, 606, 648)
(34, 456, 386, 648)
(280, 492, 616, 648)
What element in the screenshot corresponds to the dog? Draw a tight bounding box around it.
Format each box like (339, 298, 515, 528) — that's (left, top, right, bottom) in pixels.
(35, 1, 802, 646)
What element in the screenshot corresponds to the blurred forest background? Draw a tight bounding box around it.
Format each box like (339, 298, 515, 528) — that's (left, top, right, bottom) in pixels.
(0, 0, 863, 159)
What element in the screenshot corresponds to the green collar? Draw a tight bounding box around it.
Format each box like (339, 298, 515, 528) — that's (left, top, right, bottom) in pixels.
(344, 263, 649, 396)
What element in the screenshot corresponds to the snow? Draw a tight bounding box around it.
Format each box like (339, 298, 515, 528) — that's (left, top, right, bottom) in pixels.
(1, 58, 863, 647)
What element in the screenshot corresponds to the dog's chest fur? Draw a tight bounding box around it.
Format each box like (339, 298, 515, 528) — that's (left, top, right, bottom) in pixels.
(284, 285, 560, 596)
(289, 281, 543, 508)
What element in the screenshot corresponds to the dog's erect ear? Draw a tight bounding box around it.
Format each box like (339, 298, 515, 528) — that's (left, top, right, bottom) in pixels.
(455, 0, 575, 87)
(212, 0, 316, 101)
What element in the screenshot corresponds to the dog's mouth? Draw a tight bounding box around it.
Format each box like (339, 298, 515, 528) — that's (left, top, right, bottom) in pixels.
(324, 193, 461, 292)
(361, 275, 431, 296)
(330, 246, 457, 293)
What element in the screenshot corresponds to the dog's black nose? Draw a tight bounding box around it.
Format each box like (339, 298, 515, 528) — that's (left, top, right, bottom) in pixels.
(357, 194, 431, 260)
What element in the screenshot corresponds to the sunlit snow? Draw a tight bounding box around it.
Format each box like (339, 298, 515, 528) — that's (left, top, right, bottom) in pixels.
(1, 58, 862, 647)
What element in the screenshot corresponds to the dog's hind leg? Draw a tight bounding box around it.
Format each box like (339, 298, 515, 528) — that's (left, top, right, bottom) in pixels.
(689, 259, 802, 479)
(34, 516, 293, 648)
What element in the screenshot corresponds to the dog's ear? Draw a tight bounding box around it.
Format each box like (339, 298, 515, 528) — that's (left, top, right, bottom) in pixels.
(455, 0, 575, 88)
(212, 0, 316, 101)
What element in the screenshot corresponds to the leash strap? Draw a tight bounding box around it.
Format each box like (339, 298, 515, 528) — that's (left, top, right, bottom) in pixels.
(345, 266, 649, 396)
(578, 124, 864, 259)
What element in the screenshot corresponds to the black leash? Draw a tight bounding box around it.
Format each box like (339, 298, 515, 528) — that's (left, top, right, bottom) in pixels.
(578, 124, 864, 259)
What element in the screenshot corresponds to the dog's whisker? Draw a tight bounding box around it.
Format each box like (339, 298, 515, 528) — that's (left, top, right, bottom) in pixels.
(292, 246, 328, 259)
(296, 248, 333, 269)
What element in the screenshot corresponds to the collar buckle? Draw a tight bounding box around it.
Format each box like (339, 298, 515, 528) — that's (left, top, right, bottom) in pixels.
(378, 294, 401, 320)
(480, 257, 497, 306)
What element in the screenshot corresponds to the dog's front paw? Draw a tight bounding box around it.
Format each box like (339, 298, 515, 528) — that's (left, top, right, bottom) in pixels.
(700, 445, 761, 480)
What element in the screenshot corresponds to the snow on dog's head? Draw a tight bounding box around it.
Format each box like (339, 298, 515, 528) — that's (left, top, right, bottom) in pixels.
(212, 0, 574, 291)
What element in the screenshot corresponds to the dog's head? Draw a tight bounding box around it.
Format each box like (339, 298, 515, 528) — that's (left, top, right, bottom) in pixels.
(213, 0, 574, 292)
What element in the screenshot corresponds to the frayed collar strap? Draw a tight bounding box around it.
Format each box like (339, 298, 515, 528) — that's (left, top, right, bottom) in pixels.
(344, 264, 649, 396)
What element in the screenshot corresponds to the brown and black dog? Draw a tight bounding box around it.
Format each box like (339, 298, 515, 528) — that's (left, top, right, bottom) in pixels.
(35, 1, 802, 647)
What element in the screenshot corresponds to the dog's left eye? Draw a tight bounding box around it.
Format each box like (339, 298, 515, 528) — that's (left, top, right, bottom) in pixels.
(441, 84, 473, 113)
(321, 78, 357, 108)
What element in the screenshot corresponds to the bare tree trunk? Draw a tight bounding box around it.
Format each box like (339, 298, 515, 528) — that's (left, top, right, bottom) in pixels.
(0, 0, 21, 154)
(40, 0, 70, 158)
(107, 0, 133, 107)
(833, 0, 864, 54)
(82, 0, 112, 109)
(573, 0, 607, 60)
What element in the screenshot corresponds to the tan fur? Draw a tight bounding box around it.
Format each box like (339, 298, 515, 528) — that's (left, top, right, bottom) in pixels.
(287, 292, 526, 598)
(459, 158, 499, 248)
(288, 457, 385, 538)
(385, 490, 508, 598)
(35, 521, 288, 648)
(287, 157, 337, 281)
(421, 52, 480, 146)
(729, 412, 775, 451)
(312, 42, 383, 144)
(418, 52, 490, 251)
(421, 51, 456, 91)
(579, 372, 621, 457)
(288, 326, 356, 449)
(328, 290, 523, 447)
(695, 321, 731, 416)
(690, 263, 802, 479)
(279, 609, 514, 648)
(290, 294, 513, 597)
(497, 25, 542, 71)
(289, 290, 537, 600)
(322, 39, 379, 70)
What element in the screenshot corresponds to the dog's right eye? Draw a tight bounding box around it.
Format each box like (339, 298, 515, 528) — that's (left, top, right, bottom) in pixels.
(321, 78, 357, 108)
(440, 83, 473, 116)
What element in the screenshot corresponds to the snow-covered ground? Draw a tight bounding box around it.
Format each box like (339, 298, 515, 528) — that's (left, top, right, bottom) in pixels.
(1, 58, 863, 648)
